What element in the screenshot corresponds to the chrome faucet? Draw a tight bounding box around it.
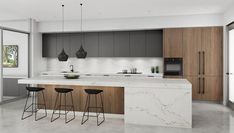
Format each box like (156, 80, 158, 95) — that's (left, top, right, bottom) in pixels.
(70, 65, 74, 72)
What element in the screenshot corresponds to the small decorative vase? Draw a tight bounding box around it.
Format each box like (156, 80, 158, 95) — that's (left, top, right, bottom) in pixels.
(155, 66, 159, 73)
(151, 67, 155, 73)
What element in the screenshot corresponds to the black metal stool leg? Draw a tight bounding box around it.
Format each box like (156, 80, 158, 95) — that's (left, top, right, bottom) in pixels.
(81, 94, 90, 125)
(51, 92, 59, 122)
(42, 91, 47, 117)
(35, 90, 47, 121)
(64, 92, 75, 124)
(71, 92, 76, 119)
(98, 92, 105, 126)
(65, 93, 67, 123)
(64, 92, 75, 123)
(22, 91, 33, 120)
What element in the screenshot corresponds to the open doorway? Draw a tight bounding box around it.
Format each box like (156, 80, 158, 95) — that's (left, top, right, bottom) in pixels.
(1, 29, 29, 103)
(227, 23, 234, 109)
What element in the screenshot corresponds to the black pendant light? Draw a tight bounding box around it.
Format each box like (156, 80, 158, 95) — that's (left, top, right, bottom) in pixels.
(58, 5, 69, 61)
(76, 3, 87, 58)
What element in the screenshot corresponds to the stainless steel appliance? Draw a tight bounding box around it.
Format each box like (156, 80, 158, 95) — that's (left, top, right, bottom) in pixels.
(164, 58, 183, 76)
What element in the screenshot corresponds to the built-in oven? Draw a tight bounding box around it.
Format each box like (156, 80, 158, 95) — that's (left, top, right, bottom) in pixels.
(164, 58, 183, 76)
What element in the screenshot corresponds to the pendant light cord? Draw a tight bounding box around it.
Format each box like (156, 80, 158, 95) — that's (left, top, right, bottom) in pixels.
(62, 5, 64, 48)
(80, 3, 83, 33)
(80, 3, 83, 45)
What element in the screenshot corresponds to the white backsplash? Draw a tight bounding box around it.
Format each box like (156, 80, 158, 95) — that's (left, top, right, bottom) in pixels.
(47, 57, 163, 74)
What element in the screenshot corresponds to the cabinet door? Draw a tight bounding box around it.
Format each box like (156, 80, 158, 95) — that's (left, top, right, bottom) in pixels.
(202, 27, 223, 76)
(84, 32, 99, 57)
(185, 76, 202, 100)
(183, 28, 202, 76)
(42, 34, 57, 57)
(19, 83, 27, 96)
(114, 31, 130, 57)
(99, 32, 114, 57)
(146, 30, 163, 57)
(200, 76, 223, 101)
(130, 31, 146, 57)
(3, 78, 8, 96)
(6, 78, 19, 96)
(70, 33, 82, 57)
(163, 28, 183, 57)
(56, 33, 71, 56)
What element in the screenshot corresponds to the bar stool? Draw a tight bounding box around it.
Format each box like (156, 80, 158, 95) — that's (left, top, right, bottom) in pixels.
(51, 88, 75, 123)
(21, 87, 47, 121)
(81, 89, 105, 126)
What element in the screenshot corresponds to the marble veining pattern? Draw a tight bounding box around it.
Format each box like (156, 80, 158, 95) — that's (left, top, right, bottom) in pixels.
(125, 87, 191, 128)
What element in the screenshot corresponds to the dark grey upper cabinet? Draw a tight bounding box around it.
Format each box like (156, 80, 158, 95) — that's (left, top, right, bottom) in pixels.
(146, 30, 163, 57)
(56, 33, 71, 56)
(70, 33, 82, 57)
(114, 31, 130, 57)
(42, 30, 162, 58)
(99, 32, 114, 57)
(42, 34, 57, 57)
(84, 32, 99, 57)
(130, 31, 146, 57)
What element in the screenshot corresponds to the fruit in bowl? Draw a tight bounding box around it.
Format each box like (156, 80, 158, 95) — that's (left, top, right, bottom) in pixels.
(64, 74, 80, 79)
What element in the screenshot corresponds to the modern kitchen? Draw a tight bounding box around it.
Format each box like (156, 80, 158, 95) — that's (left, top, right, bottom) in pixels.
(0, 0, 234, 133)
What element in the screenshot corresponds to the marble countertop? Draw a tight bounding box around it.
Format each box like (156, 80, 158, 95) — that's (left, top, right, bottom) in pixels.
(18, 75, 191, 90)
(41, 71, 163, 77)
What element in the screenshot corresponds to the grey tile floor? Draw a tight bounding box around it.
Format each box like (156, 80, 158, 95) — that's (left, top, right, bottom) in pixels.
(0, 99, 234, 133)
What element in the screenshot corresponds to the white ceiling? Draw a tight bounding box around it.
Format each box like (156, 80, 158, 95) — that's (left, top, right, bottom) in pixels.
(0, 0, 233, 21)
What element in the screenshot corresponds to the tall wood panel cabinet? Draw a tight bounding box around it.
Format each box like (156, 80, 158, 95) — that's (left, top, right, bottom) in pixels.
(183, 27, 223, 101)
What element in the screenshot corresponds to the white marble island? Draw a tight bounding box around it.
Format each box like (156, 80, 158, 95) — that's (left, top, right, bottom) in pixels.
(18, 76, 192, 128)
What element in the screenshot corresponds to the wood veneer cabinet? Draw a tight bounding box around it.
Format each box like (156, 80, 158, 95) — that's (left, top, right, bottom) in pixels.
(163, 28, 183, 57)
(202, 27, 223, 76)
(163, 27, 223, 101)
(182, 27, 223, 101)
(183, 28, 202, 76)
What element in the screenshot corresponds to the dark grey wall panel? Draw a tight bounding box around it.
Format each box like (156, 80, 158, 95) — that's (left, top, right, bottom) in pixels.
(84, 32, 99, 57)
(99, 32, 114, 57)
(70, 33, 82, 57)
(114, 31, 130, 57)
(130, 31, 146, 57)
(56, 33, 71, 56)
(146, 30, 163, 57)
(42, 34, 57, 57)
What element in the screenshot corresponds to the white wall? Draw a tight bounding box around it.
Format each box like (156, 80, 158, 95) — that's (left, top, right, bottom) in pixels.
(30, 19, 47, 77)
(0, 19, 30, 33)
(39, 13, 223, 33)
(224, 4, 234, 25)
(2, 30, 28, 77)
(47, 58, 163, 74)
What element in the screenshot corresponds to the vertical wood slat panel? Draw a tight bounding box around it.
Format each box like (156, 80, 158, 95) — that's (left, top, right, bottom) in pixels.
(38, 85, 124, 114)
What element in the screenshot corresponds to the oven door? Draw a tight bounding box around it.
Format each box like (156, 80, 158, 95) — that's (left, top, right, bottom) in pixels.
(164, 63, 182, 76)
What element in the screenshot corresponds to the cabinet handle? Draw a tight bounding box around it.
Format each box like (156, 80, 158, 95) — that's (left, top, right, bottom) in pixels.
(198, 52, 201, 75)
(202, 77, 205, 94)
(198, 77, 201, 94)
(203, 51, 205, 75)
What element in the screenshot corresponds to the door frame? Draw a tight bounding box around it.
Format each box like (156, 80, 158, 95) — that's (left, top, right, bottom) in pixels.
(227, 22, 234, 109)
(0, 26, 30, 103)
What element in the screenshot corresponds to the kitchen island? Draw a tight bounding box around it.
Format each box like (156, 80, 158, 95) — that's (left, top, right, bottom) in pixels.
(18, 76, 192, 128)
